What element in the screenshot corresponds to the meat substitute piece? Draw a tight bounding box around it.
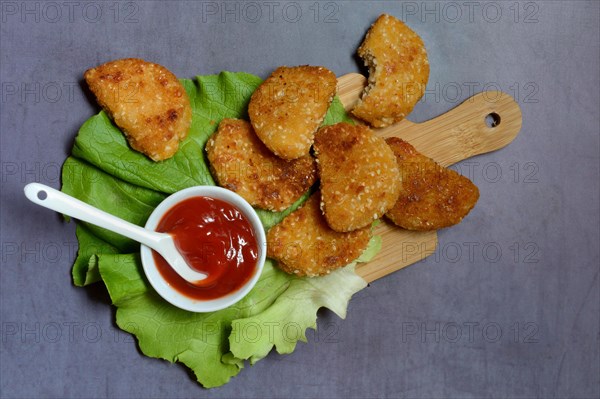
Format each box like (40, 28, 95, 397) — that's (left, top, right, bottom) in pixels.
(84, 58, 192, 161)
(385, 137, 480, 230)
(351, 14, 429, 128)
(249, 65, 337, 160)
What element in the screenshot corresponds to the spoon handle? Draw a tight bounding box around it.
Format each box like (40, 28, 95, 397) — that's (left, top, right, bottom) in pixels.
(24, 183, 163, 249)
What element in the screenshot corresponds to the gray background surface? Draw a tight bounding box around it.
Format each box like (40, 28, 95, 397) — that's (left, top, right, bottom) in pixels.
(1, 1, 599, 398)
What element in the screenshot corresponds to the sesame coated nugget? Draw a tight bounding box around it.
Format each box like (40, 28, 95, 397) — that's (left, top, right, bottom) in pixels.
(385, 138, 479, 230)
(314, 123, 401, 232)
(351, 14, 429, 128)
(248, 65, 337, 160)
(206, 119, 317, 212)
(84, 58, 192, 161)
(267, 192, 372, 277)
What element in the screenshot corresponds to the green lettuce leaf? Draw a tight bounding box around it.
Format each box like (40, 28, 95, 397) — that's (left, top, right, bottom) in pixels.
(323, 95, 355, 126)
(71, 224, 119, 286)
(62, 71, 378, 388)
(61, 156, 165, 252)
(228, 237, 377, 364)
(97, 241, 377, 387)
(98, 254, 286, 387)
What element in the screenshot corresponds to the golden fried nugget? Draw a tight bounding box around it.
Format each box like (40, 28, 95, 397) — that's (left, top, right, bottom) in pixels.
(385, 137, 479, 230)
(314, 123, 401, 232)
(267, 192, 372, 277)
(351, 14, 429, 128)
(248, 65, 337, 160)
(206, 119, 317, 211)
(84, 58, 192, 161)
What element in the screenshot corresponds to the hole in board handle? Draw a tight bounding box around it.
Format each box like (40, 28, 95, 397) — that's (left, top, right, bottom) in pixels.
(37, 190, 47, 200)
(485, 112, 501, 128)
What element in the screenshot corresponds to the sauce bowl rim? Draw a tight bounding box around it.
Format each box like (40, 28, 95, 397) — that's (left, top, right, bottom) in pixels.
(140, 186, 267, 313)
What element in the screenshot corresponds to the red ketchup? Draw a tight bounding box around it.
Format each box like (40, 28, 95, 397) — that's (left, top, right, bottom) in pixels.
(152, 196, 259, 300)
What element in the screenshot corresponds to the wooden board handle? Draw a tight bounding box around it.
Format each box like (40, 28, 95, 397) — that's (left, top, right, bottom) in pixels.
(337, 73, 522, 282)
(337, 73, 522, 167)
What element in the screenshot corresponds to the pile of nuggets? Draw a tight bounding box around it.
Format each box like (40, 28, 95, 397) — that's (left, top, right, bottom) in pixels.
(84, 14, 479, 278)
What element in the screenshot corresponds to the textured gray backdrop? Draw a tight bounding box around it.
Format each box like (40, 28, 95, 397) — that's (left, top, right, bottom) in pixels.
(1, 1, 599, 398)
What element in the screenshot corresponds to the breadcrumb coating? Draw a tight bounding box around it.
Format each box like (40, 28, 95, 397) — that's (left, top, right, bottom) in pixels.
(249, 65, 337, 160)
(206, 119, 316, 211)
(267, 192, 372, 277)
(351, 14, 429, 128)
(385, 137, 479, 230)
(314, 122, 401, 232)
(84, 58, 192, 161)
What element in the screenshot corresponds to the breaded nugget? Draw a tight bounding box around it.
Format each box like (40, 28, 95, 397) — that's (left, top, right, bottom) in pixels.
(385, 137, 479, 230)
(314, 123, 401, 232)
(206, 119, 316, 211)
(84, 58, 192, 161)
(267, 192, 372, 277)
(248, 66, 337, 160)
(351, 14, 429, 128)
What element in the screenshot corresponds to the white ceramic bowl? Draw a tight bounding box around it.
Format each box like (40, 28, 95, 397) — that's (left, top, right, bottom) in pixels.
(140, 186, 266, 313)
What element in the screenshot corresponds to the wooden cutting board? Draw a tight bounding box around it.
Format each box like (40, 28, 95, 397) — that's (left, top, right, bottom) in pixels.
(336, 73, 522, 282)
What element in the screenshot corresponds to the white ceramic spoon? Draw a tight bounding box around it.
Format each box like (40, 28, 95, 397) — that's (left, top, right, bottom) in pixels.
(23, 182, 207, 283)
